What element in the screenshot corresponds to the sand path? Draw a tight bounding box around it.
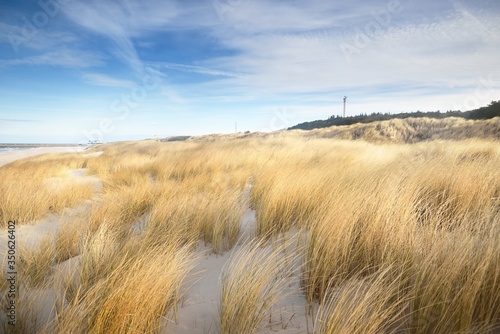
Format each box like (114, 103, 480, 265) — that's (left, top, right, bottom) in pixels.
(166, 184, 313, 334)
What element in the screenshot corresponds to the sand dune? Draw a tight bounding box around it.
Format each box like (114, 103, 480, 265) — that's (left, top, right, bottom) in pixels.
(1, 131, 499, 333)
(180, 117, 500, 144)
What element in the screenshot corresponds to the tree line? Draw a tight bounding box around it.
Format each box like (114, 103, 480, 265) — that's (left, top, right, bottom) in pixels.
(288, 101, 500, 131)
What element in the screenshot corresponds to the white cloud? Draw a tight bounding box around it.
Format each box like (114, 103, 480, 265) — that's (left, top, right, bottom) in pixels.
(82, 73, 135, 88)
(60, 0, 181, 73)
(192, 1, 500, 105)
(0, 48, 104, 68)
(145, 61, 242, 78)
(0, 22, 79, 53)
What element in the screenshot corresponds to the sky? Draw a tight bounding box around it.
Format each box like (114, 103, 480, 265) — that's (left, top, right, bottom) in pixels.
(0, 0, 499, 143)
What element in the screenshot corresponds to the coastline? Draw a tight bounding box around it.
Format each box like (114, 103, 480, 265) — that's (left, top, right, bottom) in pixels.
(0, 146, 88, 167)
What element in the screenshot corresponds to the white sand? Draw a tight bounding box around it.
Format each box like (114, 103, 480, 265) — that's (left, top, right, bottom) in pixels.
(0, 146, 87, 167)
(165, 185, 313, 334)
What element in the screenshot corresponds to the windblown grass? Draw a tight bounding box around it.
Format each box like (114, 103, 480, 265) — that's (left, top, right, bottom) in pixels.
(18, 237, 56, 288)
(307, 116, 500, 143)
(54, 219, 85, 264)
(48, 232, 196, 333)
(0, 153, 94, 227)
(219, 237, 298, 334)
(145, 188, 244, 254)
(1, 132, 499, 333)
(314, 265, 410, 334)
(258, 139, 500, 333)
(76, 222, 124, 296)
(407, 230, 500, 333)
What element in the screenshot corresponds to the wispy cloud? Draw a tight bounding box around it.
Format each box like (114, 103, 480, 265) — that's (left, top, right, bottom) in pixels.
(145, 61, 242, 78)
(83, 73, 135, 88)
(60, 0, 180, 74)
(0, 48, 104, 68)
(197, 0, 500, 102)
(0, 22, 79, 52)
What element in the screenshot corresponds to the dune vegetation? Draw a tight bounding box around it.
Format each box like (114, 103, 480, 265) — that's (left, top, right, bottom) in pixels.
(0, 119, 499, 333)
(0, 153, 94, 228)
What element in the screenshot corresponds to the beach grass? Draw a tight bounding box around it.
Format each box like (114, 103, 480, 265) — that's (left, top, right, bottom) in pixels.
(0, 126, 499, 333)
(0, 153, 94, 227)
(219, 236, 298, 334)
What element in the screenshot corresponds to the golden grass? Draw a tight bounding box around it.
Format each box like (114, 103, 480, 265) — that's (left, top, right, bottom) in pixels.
(17, 237, 56, 288)
(314, 265, 410, 334)
(1, 128, 499, 333)
(270, 139, 500, 333)
(84, 140, 249, 253)
(86, 181, 159, 239)
(219, 237, 298, 334)
(145, 188, 244, 254)
(49, 232, 196, 334)
(76, 222, 124, 295)
(0, 153, 94, 227)
(54, 219, 85, 264)
(407, 230, 500, 333)
(87, 245, 194, 333)
(183, 117, 500, 144)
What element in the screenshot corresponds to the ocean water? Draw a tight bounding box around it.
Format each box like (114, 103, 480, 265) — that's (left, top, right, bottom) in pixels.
(0, 147, 31, 152)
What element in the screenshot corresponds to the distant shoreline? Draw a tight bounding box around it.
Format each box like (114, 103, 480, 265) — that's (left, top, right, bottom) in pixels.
(0, 146, 88, 167)
(0, 143, 87, 149)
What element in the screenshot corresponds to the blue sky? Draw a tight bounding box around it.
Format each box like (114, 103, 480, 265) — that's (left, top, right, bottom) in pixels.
(0, 0, 499, 143)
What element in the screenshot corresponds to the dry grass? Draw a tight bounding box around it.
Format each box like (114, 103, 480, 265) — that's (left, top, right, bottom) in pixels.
(85, 140, 250, 253)
(314, 265, 410, 334)
(256, 139, 500, 333)
(0, 153, 94, 227)
(76, 222, 124, 296)
(184, 117, 500, 144)
(1, 128, 499, 333)
(407, 230, 500, 333)
(54, 219, 85, 264)
(47, 233, 196, 333)
(85, 181, 159, 240)
(219, 237, 298, 334)
(17, 237, 56, 288)
(145, 188, 244, 254)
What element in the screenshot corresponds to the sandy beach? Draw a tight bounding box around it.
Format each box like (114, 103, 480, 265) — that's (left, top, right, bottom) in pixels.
(0, 147, 87, 167)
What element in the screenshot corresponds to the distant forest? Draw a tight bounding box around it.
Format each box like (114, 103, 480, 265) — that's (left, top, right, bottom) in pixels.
(288, 101, 500, 131)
